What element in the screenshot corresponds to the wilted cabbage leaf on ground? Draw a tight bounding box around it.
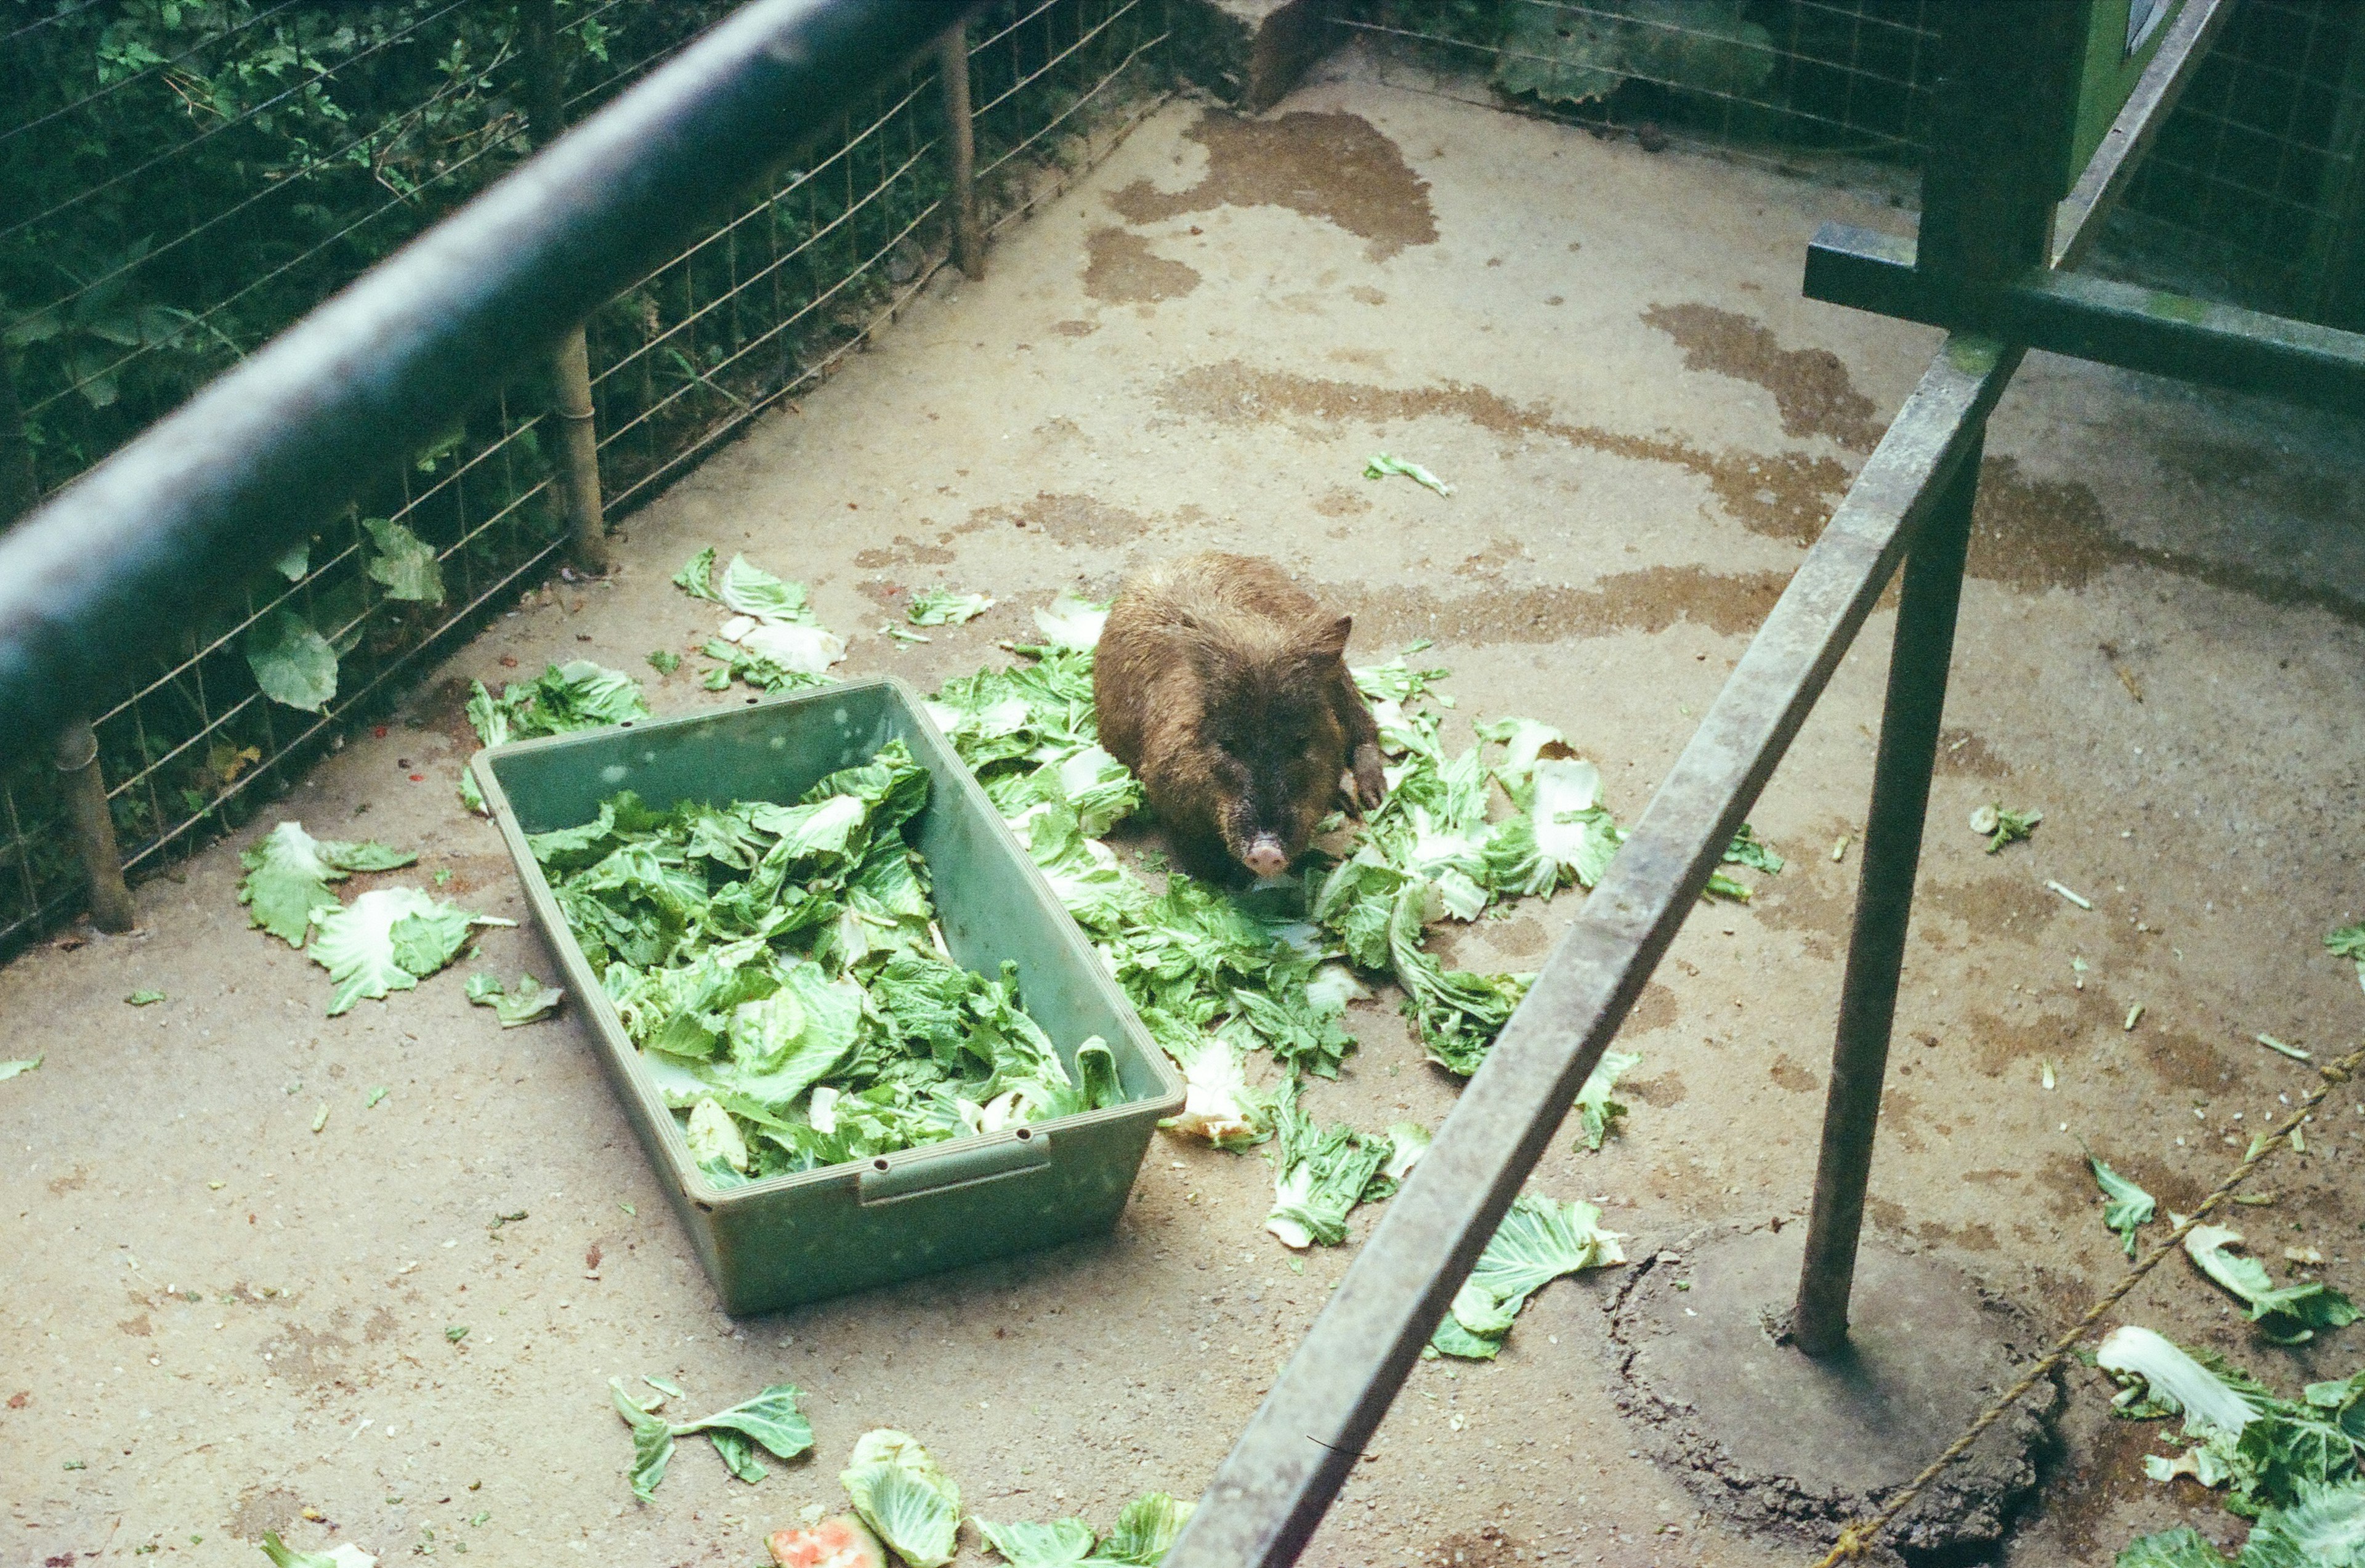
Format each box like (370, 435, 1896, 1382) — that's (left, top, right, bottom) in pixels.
(841, 1429, 963, 1568)
(1431, 1192, 1625, 1359)
(908, 587, 993, 626)
(2184, 1223, 2361, 1343)
(238, 821, 416, 947)
(309, 886, 511, 1016)
(2088, 1154, 2157, 1258)
(464, 971, 564, 1026)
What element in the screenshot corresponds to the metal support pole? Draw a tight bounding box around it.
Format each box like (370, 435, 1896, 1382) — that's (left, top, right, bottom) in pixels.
(1790, 427, 1983, 1356)
(54, 717, 134, 933)
(1787, 0, 2082, 1358)
(522, 0, 612, 575)
(939, 21, 984, 280)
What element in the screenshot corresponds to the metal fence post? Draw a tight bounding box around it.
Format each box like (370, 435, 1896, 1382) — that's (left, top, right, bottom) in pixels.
(939, 20, 984, 281)
(522, 0, 613, 575)
(1790, 427, 1981, 1353)
(1789, 0, 2085, 1356)
(4, 355, 135, 934)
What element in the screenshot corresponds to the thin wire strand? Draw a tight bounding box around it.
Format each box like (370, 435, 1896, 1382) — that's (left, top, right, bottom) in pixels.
(0, 0, 304, 146)
(1807, 1044, 2365, 1567)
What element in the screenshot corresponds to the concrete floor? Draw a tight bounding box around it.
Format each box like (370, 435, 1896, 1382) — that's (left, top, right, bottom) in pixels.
(7, 55, 2364, 1568)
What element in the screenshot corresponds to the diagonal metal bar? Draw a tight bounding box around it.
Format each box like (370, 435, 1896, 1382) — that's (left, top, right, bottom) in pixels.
(0, 0, 980, 751)
(1162, 334, 2022, 1568)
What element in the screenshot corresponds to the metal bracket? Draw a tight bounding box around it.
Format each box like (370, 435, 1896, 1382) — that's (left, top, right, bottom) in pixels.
(1805, 224, 2365, 411)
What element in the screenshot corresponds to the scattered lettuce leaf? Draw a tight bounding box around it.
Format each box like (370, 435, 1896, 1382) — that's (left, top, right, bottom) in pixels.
(2245, 1480, 2365, 1566)
(2112, 1529, 2231, 1567)
(0, 1054, 40, 1081)
(647, 649, 681, 675)
(466, 661, 649, 750)
(258, 1535, 376, 1568)
(841, 1429, 962, 1568)
(2097, 1325, 2268, 1436)
(974, 1516, 1098, 1567)
(2327, 922, 2365, 992)
(1263, 1078, 1396, 1249)
(1431, 1192, 1625, 1359)
(1969, 802, 2043, 852)
(1098, 1492, 1192, 1564)
(463, 972, 564, 1026)
(909, 588, 993, 626)
(239, 821, 416, 948)
(2091, 1154, 2157, 1258)
(1032, 593, 1108, 652)
(126, 989, 166, 1006)
(1574, 1049, 1640, 1150)
(611, 1376, 676, 1501)
(1362, 451, 1453, 496)
(673, 546, 718, 600)
(1723, 823, 1784, 875)
(2186, 1223, 2361, 1343)
(1383, 1122, 1431, 1182)
(308, 887, 511, 1016)
(1157, 1033, 1272, 1149)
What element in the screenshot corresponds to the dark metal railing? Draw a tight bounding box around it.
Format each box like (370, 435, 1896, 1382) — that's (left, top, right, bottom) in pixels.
(0, 0, 973, 751)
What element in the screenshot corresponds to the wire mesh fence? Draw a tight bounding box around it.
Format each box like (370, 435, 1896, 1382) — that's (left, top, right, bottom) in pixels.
(1329, 0, 2365, 320)
(0, 0, 1175, 957)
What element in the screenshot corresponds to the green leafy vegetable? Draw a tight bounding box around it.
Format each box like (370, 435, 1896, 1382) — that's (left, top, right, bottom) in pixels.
(908, 588, 993, 626)
(1099, 1492, 1192, 1564)
(1969, 802, 2043, 852)
(308, 887, 512, 1015)
(2114, 1530, 2233, 1567)
(257, 1535, 376, 1568)
(1264, 1078, 1397, 1249)
(974, 1516, 1097, 1567)
(610, 1376, 676, 1501)
(647, 649, 681, 675)
(245, 607, 339, 712)
(0, 1054, 40, 1081)
(974, 1491, 1192, 1567)
(1723, 823, 1784, 875)
(2090, 1154, 2157, 1258)
(673, 546, 718, 600)
(2186, 1224, 2360, 1344)
(1031, 593, 1107, 652)
(362, 515, 444, 605)
(464, 972, 564, 1027)
(610, 1378, 811, 1499)
(1431, 1192, 1625, 1359)
(238, 821, 416, 947)
(125, 989, 166, 1006)
(1156, 1033, 1272, 1149)
(536, 743, 1109, 1175)
(2328, 922, 2365, 992)
(841, 1429, 963, 1568)
(461, 660, 651, 811)
(1362, 451, 1453, 496)
(1574, 1049, 1640, 1150)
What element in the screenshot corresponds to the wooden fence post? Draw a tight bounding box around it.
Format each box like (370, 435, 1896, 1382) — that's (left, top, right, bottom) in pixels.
(939, 20, 984, 280)
(522, 0, 613, 574)
(1, 358, 134, 932)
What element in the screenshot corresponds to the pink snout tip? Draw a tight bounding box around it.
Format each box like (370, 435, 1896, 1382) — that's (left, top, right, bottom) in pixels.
(1240, 837, 1289, 878)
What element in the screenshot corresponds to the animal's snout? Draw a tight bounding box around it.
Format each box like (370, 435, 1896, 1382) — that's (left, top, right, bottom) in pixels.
(1240, 835, 1289, 878)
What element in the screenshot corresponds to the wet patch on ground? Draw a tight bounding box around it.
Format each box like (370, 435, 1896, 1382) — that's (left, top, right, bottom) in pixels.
(1082, 227, 1201, 304)
(1160, 361, 1850, 544)
(1970, 456, 2365, 628)
(1642, 302, 1882, 452)
(967, 491, 1159, 548)
(1326, 565, 1790, 646)
(1107, 110, 1437, 261)
(1934, 727, 2013, 778)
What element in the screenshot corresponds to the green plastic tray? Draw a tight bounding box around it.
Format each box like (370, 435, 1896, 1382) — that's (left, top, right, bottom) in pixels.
(472, 676, 1182, 1314)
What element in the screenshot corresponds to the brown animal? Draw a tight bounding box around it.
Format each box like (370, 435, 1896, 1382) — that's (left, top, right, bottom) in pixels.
(1094, 553, 1386, 881)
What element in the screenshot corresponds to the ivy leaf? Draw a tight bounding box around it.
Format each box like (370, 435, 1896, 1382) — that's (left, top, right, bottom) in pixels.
(362, 516, 445, 605)
(245, 608, 339, 712)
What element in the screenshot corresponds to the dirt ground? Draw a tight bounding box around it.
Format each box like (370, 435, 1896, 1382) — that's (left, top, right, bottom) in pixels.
(7, 52, 2364, 1568)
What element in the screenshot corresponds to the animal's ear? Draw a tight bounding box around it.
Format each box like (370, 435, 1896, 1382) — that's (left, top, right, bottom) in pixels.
(1308, 613, 1352, 660)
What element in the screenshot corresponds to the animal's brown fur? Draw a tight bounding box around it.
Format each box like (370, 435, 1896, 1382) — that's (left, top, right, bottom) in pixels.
(1094, 553, 1385, 879)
